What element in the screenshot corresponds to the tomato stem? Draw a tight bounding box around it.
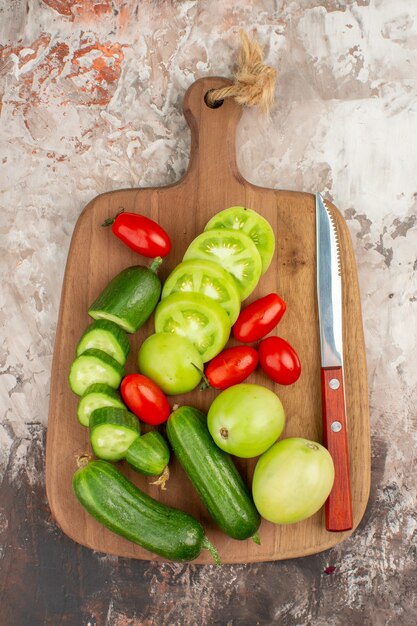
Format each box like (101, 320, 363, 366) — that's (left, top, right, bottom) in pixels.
(191, 363, 211, 389)
(101, 208, 125, 227)
(149, 256, 163, 273)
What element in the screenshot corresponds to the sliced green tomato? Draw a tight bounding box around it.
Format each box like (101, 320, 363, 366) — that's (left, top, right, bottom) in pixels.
(183, 229, 262, 300)
(69, 349, 124, 396)
(76, 320, 130, 365)
(161, 259, 241, 324)
(89, 407, 140, 461)
(204, 206, 275, 274)
(154, 292, 231, 362)
(77, 383, 125, 427)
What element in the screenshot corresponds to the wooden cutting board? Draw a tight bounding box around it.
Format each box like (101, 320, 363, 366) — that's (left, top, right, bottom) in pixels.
(46, 77, 370, 564)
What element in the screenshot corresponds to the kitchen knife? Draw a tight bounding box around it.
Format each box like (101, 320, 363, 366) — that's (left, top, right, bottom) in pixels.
(316, 192, 353, 532)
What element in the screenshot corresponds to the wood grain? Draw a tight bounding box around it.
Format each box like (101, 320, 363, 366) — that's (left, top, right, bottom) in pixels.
(321, 366, 353, 532)
(45, 77, 371, 564)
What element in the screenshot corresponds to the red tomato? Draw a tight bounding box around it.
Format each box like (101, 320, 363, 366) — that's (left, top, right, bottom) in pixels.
(232, 293, 286, 343)
(120, 374, 171, 425)
(204, 346, 259, 390)
(103, 210, 171, 258)
(258, 336, 301, 385)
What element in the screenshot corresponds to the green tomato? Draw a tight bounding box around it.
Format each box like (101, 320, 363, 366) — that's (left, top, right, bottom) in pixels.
(252, 438, 335, 524)
(138, 332, 203, 395)
(154, 291, 230, 362)
(161, 259, 241, 325)
(207, 383, 285, 458)
(204, 206, 275, 274)
(183, 228, 262, 300)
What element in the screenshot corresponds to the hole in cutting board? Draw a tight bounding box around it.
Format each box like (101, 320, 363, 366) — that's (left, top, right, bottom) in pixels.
(204, 90, 224, 109)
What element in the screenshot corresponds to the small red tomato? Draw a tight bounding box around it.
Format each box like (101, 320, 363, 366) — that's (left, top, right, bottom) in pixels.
(103, 210, 171, 258)
(232, 293, 286, 343)
(120, 374, 170, 425)
(258, 336, 301, 385)
(204, 346, 259, 390)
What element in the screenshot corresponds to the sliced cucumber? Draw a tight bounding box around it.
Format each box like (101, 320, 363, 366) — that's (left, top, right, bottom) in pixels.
(77, 383, 125, 427)
(76, 320, 130, 365)
(90, 407, 140, 461)
(69, 349, 124, 396)
(88, 264, 161, 333)
(126, 431, 170, 476)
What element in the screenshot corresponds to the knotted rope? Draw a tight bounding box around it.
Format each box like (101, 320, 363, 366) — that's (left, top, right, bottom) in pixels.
(205, 30, 277, 113)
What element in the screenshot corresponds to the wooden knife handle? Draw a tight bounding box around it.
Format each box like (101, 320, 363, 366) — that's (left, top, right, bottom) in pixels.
(321, 366, 353, 531)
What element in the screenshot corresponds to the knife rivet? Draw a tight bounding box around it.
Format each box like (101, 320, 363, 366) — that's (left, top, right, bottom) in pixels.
(329, 378, 340, 390)
(331, 421, 342, 433)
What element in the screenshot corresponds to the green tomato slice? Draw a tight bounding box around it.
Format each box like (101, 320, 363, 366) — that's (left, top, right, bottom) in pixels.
(204, 206, 275, 274)
(161, 259, 241, 325)
(183, 229, 262, 300)
(154, 292, 231, 362)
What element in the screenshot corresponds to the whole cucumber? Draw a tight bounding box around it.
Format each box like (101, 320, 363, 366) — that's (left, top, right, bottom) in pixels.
(166, 406, 261, 541)
(73, 460, 220, 563)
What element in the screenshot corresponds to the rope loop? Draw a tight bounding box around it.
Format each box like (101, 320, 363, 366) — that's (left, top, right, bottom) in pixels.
(206, 30, 277, 113)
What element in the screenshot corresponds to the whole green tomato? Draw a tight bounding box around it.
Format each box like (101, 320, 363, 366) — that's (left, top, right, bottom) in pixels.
(138, 332, 203, 395)
(252, 437, 334, 524)
(207, 383, 285, 458)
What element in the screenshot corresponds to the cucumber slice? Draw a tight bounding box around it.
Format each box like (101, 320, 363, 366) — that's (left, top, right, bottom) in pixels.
(161, 259, 241, 324)
(204, 206, 275, 274)
(183, 229, 262, 300)
(69, 349, 124, 396)
(90, 407, 140, 461)
(126, 431, 170, 476)
(77, 383, 125, 427)
(76, 320, 130, 365)
(88, 264, 161, 333)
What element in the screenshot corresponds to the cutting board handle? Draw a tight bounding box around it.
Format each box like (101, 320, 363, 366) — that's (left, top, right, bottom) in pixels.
(182, 77, 244, 188)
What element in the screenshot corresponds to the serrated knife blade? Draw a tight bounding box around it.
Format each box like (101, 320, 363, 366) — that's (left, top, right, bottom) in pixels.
(316, 193, 353, 532)
(316, 194, 343, 367)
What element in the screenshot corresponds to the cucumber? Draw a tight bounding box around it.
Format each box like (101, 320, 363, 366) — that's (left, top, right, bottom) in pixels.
(69, 349, 124, 396)
(166, 406, 261, 541)
(126, 431, 170, 476)
(76, 320, 130, 365)
(88, 261, 162, 333)
(90, 407, 140, 461)
(73, 460, 220, 563)
(77, 383, 125, 427)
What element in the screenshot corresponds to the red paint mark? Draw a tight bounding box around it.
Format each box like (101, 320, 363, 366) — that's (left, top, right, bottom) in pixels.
(1, 35, 69, 112)
(69, 41, 125, 105)
(46, 151, 66, 161)
(42, 0, 113, 20)
(1, 33, 126, 110)
(324, 566, 336, 575)
(42, 0, 72, 16)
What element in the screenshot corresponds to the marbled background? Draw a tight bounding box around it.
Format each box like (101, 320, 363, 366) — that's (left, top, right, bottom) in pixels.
(1, 1, 416, 624)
